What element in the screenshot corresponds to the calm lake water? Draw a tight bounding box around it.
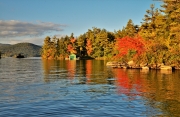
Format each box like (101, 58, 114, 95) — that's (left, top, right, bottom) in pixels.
(0, 57, 180, 117)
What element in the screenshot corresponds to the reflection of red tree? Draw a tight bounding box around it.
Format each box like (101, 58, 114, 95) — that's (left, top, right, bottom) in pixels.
(133, 73, 147, 93)
(114, 69, 146, 95)
(114, 69, 132, 94)
(66, 60, 76, 80)
(86, 60, 92, 84)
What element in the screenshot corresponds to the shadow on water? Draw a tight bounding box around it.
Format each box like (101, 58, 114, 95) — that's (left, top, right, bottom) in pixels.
(42, 60, 180, 116)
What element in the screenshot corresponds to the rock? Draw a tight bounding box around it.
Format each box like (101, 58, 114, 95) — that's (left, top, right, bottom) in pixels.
(160, 65, 172, 70)
(128, 60, 134, 67)
(140, 63, 148, 67)
(106, 61, 118, 68)
(142, 66, 149, 70)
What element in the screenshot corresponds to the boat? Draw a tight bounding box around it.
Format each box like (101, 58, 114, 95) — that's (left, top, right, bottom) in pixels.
(16, 53, 25, 58)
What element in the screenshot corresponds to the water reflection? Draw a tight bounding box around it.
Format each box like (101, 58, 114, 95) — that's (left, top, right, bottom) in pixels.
(1, 58, 180, 116)
(66, 60, 76, 80)
(86, 60, 92, 84)
(41, 60, 180, 116)
(113, 68, 180, 116)
(42, 60, 111, 84)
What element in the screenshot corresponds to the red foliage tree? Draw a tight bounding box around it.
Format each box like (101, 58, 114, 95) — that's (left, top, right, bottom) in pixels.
(115, 36, 145, 58)
(70, 38, 76, 43)
(86, 39, 93, 56)
(67, 44, 73, 53)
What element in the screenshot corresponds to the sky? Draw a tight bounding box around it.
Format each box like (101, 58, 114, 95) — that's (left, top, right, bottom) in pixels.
(0, 0, 163, 45)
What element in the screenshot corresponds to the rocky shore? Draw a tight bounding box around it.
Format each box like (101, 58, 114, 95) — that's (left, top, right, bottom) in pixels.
(106, 61, 179, 70)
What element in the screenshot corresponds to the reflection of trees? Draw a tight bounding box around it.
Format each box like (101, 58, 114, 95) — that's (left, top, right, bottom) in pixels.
(78, 60, 113, 84)
(42, 60, 114, 84)
(66, 60, 76, 80)
(113, 69, 146, 95)
(42, 59, 55, 82)
(112, 68, 180, 116)
(42, 59, 55, 75)
(42, 59, 180, 116)
(142, 70, 180, 116)
(90, 60, 110, 84)
(42, 59, 67, 82)
(86, 60, 92, 83)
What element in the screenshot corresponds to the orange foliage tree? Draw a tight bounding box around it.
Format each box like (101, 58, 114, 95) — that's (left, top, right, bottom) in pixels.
(67, 37, 77, 54)
(86, 39, 93, 56)
(70, 37, 76, 43)
(115, 36, 145, 61)
(67, 44, 73, 53)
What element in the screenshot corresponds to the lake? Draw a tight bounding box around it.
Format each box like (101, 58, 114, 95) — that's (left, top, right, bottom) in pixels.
(0, 57, 180, 117)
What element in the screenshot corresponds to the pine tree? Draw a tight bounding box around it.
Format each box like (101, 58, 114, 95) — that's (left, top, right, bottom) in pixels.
(140, 4, 161, 40)
(160, 0, 180, 66)
(124, 19, 137, 37)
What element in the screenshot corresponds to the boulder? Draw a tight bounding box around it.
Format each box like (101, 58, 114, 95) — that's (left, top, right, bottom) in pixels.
(106, 61, 118, 68)
(128, 60, 135, 67)
(142, 66, 149, 70)
(160, 65, 172, 70)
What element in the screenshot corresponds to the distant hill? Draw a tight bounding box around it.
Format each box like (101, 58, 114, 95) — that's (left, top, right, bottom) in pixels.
(0, 43, 42, 57)
(0, 43, 11, 48)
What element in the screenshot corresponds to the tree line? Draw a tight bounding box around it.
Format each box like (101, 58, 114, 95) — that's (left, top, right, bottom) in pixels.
(41, 1, 180, 67)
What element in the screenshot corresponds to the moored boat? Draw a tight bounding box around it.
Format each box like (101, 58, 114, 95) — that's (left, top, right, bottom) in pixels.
(16, 53, 25, 58)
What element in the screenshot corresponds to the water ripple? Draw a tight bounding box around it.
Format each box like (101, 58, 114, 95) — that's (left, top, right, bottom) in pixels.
(0, 58, 178, 116)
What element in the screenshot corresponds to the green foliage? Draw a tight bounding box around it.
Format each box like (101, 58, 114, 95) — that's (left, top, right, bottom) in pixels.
(41, 0, 180, 66)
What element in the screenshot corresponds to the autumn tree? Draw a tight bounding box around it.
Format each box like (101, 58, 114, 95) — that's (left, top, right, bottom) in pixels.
(68, 33, 77, 54)
(123, 19, 138, 37)
(77, 34, 87, 56)
(86, 39, 93, 56)
(161, 0, 180, 40)
(160, 0, 180, 66)
(92, 29, 108, 58)
(140, 4, 161, 40)
(115, 36, 145, 62)
(41, 36, 57, 59)
(57, 37, 67, 59)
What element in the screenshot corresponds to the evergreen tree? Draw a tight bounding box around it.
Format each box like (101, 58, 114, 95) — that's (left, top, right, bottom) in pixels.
(57, 37, 67, 59)
(140, 4, 161, 40)
(160, 0, 180, 66)
(124, 19, 137, 37)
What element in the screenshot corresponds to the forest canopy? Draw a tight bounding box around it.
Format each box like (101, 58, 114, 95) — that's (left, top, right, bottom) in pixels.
(41, 0, 180, 67)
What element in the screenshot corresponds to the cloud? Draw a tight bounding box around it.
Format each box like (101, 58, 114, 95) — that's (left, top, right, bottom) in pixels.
(0, 20, 66, 38)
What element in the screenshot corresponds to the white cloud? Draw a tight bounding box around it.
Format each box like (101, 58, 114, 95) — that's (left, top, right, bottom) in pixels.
(0, 20, 66, 38)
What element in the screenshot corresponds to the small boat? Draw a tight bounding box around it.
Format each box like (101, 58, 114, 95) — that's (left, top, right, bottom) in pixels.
(16, 53, 25, 58)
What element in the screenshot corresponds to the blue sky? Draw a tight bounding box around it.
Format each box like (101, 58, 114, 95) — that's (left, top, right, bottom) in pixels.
(0, 0, 162, 45)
